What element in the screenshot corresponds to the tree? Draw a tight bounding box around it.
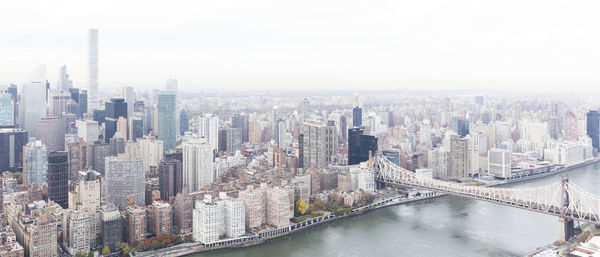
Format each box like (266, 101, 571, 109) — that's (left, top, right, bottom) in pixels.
(295, 199, 308, 215)
(102, 246, 111, 255)
(88, 251, 94, 257)
(75, 251, 87, 257)
(96, 234, 102, 245)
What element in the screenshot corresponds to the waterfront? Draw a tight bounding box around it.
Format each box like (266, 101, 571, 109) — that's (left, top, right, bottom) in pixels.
(190, 162, 600, 257)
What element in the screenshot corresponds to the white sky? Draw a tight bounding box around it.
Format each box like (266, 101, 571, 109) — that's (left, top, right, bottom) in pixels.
(1, 0, 599, 92)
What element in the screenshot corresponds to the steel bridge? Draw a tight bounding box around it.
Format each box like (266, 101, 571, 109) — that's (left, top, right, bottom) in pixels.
(374, 156, 600, 241)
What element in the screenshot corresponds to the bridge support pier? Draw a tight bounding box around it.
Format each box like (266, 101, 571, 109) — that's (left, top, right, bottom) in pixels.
(557, 218, 575, 243)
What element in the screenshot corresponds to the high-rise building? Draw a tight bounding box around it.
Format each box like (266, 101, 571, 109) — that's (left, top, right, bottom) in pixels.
(76, 120, 99, 145)
(174, 188, 193, 234)
(192, 194, 246, 244)
(20, 83, 47, 136)
(23, 140, 47, 185)
(488, 148, 511, 178)
(299, 98, 310, 122)
(47, 151, 69, 208)
(157, 91, 177, 151)
(49, 90, 72, 117)
(238, 185, 265, 230)
(57, 65, 73, 91)
(241, 114, 249, 143)
(66, 139, 90, 180)
(352, 107, 362, 127)
(36, 117, 64, 151)
(99, 204, 123, 249)
(266, 187, 292, 228)
(248, 117, 261, 144)
(0, 91, 14, 127)
(105, 98, 127, 143)
(299, 120, 337, 168)
(152, 201, 172, 236)
(428, 147, 450, 179)
(105, 156, 145, 209)
(0, 128, 27, 173)
(180, 109, 189, 136)
(131, 111, 144, 141)
(138, 135, 164, 170)
(88, 29, 99, 113)
(125, 206, 146, 245)
(564, 110, 578, 142)
(198, 114, 219, 151)
(382, 149, 400, 166)
(449, 135, 470, 179)
(223, 194, 245, 238)
(158, 158, 183, 202)
(182, 137, 213, 192)
(62, 210, 92, 255)
(347, 128, 377, 165)
(69, 170, 102, 235)
(226, 127, 242, 153)
(587, 110, 599, 151)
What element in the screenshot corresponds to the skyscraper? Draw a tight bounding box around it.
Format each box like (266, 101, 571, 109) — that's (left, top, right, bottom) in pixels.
(88, 29, 99, 113)
(299, 98, 310, 121)
(180, 109, 189, 136)
(158, 158, 183, 202)
(449, 135, 470, 179)
(299, 120, 338, 168)
(49, 90, 72, 117)
(587, 110, 599, 152)
(23, 140, 47, 185)
(563, 110, 578, 142)
(347, 127, 377, 165)
(198, 114, 219, 151)
(105, 98, 127, 143)
(47, 151, 69, 209)
(20, 83, 47, 136)
(352, 107, 362, 127)
(57, 65, 72, 91)
(105, 156, 145, 209)
(0, 90, 14, 127)
(183, 137, 214, 192)
(157, 91, 177, 151)
(0, 128, 27, 172)
(226, 127, 242, 153)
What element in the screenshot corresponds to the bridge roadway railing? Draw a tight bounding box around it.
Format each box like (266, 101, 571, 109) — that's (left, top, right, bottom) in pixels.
(375, 156, 600, 223)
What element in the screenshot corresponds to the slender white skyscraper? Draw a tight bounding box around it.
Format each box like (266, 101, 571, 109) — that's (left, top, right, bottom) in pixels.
(198, 114, 219, 151)
(183, 137, 214, 192)
(88, 29, 99, 112)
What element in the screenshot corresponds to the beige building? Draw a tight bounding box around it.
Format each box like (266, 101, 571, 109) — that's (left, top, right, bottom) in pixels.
(153, 201, 172, 236)
(238, 185, 266, 230)
(450, 135, 471, 178)
(265, 187, 292, 228)
(299, 120, 337, 168)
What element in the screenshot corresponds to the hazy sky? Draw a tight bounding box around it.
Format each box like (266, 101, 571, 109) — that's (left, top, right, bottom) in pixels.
(1, 0, 599, 92)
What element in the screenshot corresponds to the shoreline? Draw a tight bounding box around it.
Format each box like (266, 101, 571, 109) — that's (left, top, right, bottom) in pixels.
(137, 158, 600, 257)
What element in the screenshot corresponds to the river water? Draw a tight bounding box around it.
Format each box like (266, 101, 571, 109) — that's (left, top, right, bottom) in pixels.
(192, 162, 600, 257)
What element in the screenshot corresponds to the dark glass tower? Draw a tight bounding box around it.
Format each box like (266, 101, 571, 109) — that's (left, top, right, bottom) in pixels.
(383, 149, 400, 166)
(104, 98, 127, 143)
(0, 128, 27, 172)
(180, 109, 189, 136)
(158, 159, 183, 202)
(348, 128, 377, 165)
(352, 107, 362, 127)
(47, 151, 69, 209)
(587, 110, 600, 151)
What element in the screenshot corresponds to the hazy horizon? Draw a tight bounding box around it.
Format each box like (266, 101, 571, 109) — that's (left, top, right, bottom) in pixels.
(2, 0, 599, 92)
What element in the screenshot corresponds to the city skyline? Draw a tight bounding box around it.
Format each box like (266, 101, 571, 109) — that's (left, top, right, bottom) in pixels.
(2, 0, 600, 92)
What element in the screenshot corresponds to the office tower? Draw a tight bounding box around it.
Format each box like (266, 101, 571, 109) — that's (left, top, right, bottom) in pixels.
(520, 120, 549, 155)
(199, 114, 219, 151)
(76, 119, 99, 144)
(79, 89, 88, 116)
(88, 29, 99, 112)
(428, 147, 450, 179)
(276, 119, 286, 147)
(420, 120, 433, 147)
(240, 114, 249, 143)
(62, 210, 92, 255)
(47, 151, 69, 208)
(116, 116, 128, 140)
(266, 187, 292, 228)
(152, 201, 172, 236)
(117, 86, 136, 120)
(382, 149, 400, 166)
(48, 90, 72, 117)
(100, 204, 123, 249)
(182, 137, 213, 192)
(238, 185, 265, 229)
(143, 105, 154, 135)
(272, 106, 279, 143)
(108, 133, 126, 156)
(105, 98, 127, 143)
(495, 121, 512, 144)
(157, 91, 177, 151)
(451, 116, 470, 137)
(352, 107, 362, 127)
(131, 111, 144, 141)
(174, 188, 193, 234)
(36, 117, 64, 151)
(226, 127, 242, 153)
(0, 91, 14, 127)
(0, 128, 27, 172)
(193, 196, 225, 244)
(299, 120, 338, 168)
(90, 143, 109, 175)
(180, 109, 189, 136)
(138, 135, 164, 170)
(20, 83, 47, 136)
(488, 148, 511, 178)
(105, 156, 145, 209)
(563, 110, 578, 142)
(231, 111, 242, 129)
(347, 128, 377, 165)
(340, 115, 347, 139)
(125, 206, 146, 245)
(248, 117, 261, 144)
(587, 110, 600, 151)
(449, 135, 470, 179)
(548, 116, 560, 140)
(57, 65, 73, 91)
(66, 139, 90, 180)
(158, 158, 183, 202)
(23, 140, 47, 185)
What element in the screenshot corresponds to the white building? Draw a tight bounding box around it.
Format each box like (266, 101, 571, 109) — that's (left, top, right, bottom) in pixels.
(20, 82, 47, 136)
(356, 165, 375, 194)
(198, 114, 219, 151)
(488, 148, 511, 178)
(138, 136, 164, 170)
(183, 137, 214, 192)
(62, 210, 93, 255)
(221, 193, 246, 238)
(88, 28, 99, 112)
(76, 120, 99, 145)
(193, 195, 225, 244)
(428, 147, 450, 179)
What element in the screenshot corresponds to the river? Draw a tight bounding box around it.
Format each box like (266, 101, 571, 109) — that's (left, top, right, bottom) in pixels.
(191, 162, 600, 257)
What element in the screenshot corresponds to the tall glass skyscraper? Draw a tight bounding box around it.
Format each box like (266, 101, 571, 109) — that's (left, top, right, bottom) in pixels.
(158, 91, 177, 151)
(0, 92, 14, 127)
(587, 110, 600, 151)
(353, 107, 362, 127)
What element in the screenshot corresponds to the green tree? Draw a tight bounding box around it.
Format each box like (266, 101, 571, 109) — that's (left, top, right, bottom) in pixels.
(295, 198, 308, 215)
(96, 234, 102, 245)
(88, 251, 95, 257)
(102, 246, 111, 255)
(75, 251, 87, 257)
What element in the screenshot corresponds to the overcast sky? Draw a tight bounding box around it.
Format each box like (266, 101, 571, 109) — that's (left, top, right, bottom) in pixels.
(1, 0, 599, 92)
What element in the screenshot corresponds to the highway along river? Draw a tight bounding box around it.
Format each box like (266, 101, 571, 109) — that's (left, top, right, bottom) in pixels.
(192, 162, 600, 257)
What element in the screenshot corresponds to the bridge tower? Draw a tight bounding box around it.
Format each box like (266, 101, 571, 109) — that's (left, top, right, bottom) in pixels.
(558, 174, 575, 243)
